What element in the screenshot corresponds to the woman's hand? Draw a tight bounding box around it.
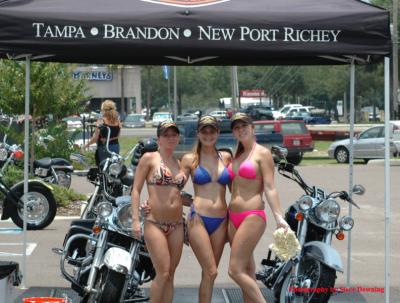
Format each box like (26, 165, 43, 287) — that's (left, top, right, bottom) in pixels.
(132, 221, 142, 240)
(139, 200, 151, 216)
(275, 214, 290, 231)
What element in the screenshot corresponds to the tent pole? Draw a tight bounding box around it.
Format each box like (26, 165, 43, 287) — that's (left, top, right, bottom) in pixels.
(173, 66, 177, 120)
(346, 60, 355, 286)
(22, 55, 31, 289)
(384, 56, 391, 303)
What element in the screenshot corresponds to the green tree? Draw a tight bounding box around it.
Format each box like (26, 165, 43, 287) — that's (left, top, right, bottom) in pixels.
(0, 60, 88, 167)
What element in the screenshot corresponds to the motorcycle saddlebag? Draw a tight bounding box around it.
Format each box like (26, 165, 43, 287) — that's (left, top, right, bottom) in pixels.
(63, 219, 95, 258)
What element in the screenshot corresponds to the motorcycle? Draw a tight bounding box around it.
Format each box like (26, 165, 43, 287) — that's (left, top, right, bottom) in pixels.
(0, 118, 74, 188)
(0, 141, 57, 230)
(56, 128, 157, 302)
(57, 194, 154, 303)
(256, 156, 365, 303)
(70, 134, 158, 219)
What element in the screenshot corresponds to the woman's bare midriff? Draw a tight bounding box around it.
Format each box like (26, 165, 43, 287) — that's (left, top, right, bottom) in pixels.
(230, 177, 264, 212)
(146, 185, 183, 222)
(193, 182, 227, 217)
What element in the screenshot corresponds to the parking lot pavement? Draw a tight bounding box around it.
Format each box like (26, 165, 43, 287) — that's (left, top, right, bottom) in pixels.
(2, 164, 399, 302)
(14, 286, 400, 302)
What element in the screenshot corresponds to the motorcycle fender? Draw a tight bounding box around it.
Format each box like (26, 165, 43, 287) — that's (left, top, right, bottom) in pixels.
(304, 241, 343, 273)
(103, 247, 131, 275)
(12, 179, 54, 192)
(1, 180, 53, 220)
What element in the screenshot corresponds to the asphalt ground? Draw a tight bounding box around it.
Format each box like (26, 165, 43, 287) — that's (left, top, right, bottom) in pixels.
(1, 164, 399, 302)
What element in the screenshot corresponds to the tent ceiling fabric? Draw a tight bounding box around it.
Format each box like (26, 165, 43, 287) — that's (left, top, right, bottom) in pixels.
(0, 0, 392, 65)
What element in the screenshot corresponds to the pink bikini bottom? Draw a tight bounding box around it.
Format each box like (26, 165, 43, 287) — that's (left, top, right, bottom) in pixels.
(228, 209, 267, 229)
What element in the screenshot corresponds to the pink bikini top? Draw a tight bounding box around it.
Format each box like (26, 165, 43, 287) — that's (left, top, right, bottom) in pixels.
(227, 143, 259, 180)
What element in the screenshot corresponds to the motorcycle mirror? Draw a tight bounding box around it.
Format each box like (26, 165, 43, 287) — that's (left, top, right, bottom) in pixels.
(271, 145, 288, 163)
(352, 184, 365, 196)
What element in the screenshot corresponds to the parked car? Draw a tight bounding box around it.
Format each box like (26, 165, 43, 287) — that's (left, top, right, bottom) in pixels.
(62, 116, 83, 130)
(285, 110, 331, 124)
(244, 105, 274, 121)
(123, 113, 145, 128)
(273, 104, 303, 119)
(174, 120, 283, 159)
(152, 112, 172, 127)
(327, 125, 398, 164)
(177, 112, 199, 122)
(209, 110, 228, 118)
(254, 120, 314, 165)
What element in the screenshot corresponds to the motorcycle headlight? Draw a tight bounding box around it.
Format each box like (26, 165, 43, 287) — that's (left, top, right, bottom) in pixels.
(0, 148, 8, 161)
(97, 202, 113, 218)
(315, 199, 340, 223)
(116, 204, 132, 231)
(109, 162, 122, 177)
(339, 216, 354, 231)
(298, 195, 313, 211)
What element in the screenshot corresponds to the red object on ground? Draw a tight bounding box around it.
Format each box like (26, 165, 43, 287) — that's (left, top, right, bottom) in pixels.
(23, 298, 65, 303)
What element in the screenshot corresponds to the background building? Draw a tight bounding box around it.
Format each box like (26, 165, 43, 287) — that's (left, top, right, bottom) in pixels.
(73, 65, 142, 118)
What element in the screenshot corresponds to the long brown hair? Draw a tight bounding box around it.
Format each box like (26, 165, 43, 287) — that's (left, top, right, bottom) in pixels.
(191, 140, 202, 171)
(101, 99, 119, 124)
(235, 142, 245, 158)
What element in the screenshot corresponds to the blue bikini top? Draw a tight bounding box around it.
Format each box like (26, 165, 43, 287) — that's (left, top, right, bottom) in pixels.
(193, 155, 230, 186)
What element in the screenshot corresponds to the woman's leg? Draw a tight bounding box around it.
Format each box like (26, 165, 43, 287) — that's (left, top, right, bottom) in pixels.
(189, 216, 227, 303)
(166, 224, 184, 302)
(144, 222, 173, 303)
(228, 215, 267, 303)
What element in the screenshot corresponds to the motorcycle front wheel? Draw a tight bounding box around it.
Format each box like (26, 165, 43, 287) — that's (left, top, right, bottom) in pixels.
(85, 267, 125, 303)
(279, 257, 336, 303)
(11, 185, 57, 230)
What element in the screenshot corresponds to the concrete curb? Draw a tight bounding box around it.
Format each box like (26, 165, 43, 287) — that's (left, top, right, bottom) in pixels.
(368, 159, 400, 166)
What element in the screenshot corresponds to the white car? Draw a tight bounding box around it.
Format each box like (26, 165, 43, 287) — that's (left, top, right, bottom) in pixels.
(152, 112, 173, 127)
(273, 104, 303, 119)
(62, 116, 83, 130)
(209, 110, 227, 118)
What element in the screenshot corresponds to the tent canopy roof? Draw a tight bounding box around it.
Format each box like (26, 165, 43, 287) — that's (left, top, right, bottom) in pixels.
(0, 0, 391, 65)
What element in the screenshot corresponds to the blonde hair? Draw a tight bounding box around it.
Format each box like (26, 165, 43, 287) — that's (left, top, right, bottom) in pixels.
(101, 99, 118, 124)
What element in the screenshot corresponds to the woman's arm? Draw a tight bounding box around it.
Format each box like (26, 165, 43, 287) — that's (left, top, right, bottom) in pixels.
(221, 151, 233, 193)
(131, 153, 152, 238)
(259, 147, 289, 230)
(180, 153, 194, 207)
(84, 119, 101, 149)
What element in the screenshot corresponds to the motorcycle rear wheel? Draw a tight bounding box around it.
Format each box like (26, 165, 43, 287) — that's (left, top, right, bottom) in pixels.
(278, 257, 336, 303)
(54, 170, 72, 189)
(85, 267, 125, 303)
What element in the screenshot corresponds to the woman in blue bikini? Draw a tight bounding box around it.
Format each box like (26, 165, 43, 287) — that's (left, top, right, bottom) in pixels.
(180, 115, 231, 303)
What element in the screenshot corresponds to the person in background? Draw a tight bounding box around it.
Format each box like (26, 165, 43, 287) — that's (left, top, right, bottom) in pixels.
(84, 99, 121, 165)
(131, 121, 186, 303)
(227, 112, 289, 303)
(180, 115, 231, 303)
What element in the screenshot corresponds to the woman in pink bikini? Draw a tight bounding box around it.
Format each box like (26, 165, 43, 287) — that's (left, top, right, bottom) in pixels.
(180, 115, 231, 303)
(131, 120, 186, 303)
(227, 112, 289, 303)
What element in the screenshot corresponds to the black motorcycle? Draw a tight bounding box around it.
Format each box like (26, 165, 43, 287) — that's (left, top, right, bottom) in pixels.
(33, 156, 74, 188)
(70, 136, 158, 220)
(256, 159, 364, 303)
(0, 142, 57, 230)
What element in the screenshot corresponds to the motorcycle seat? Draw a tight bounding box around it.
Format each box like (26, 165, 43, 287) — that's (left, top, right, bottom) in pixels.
(34, 157, 52, 168)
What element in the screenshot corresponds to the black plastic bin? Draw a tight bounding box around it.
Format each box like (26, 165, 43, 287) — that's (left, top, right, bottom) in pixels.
(0, 261, 21, 303)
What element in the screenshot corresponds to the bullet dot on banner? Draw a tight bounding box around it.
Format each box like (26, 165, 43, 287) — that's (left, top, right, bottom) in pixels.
(91, 27, 99, 36)
(184, 29, 192, 38)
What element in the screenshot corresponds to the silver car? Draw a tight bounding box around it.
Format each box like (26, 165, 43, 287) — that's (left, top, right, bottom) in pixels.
(123, 114, 145, 128)
(328, 125, 398, 164)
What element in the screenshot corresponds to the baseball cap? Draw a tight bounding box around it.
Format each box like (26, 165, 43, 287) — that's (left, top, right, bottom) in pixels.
(157, 120, 180, 137)
(230, 112, 253, 129)
(197, 115, 219, 131)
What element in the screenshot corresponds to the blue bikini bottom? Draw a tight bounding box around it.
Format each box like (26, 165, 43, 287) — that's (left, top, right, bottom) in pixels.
(189, 205, 226, 235)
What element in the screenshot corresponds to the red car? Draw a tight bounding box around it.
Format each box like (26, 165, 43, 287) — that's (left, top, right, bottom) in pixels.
(254, 120, 314, 165)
